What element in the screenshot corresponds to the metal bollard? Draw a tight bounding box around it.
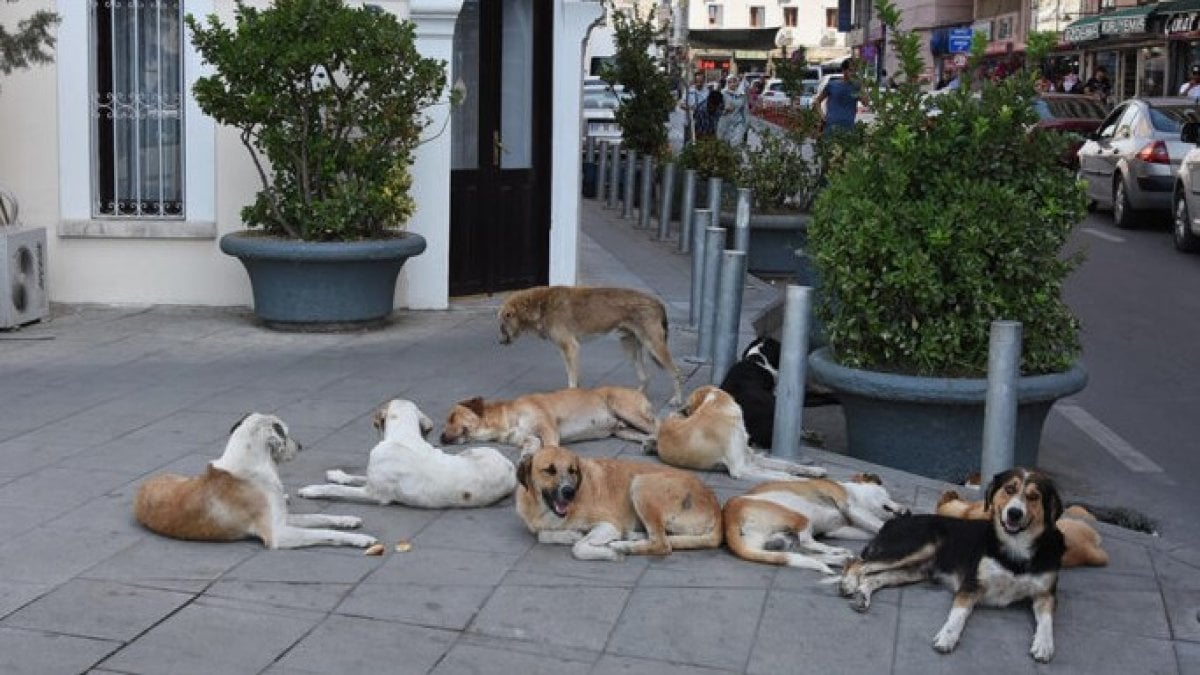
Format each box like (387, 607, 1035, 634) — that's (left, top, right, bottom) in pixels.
(981, 320, 1022, 486)
(688, 208, 712, 329)
(596, 141, 609, 202)
(585, 136, 596, 164)
(658, 161, 677, 240)
(678, 169, 698, 254)
(711, 250, 748, 385)
(639, 155, 655, 230)
(696, 226, 725, 362)
(706, 176, 723, 229)
(622, 149, 638, 219)
(733, 187, 752, 253)
(772, 285, 813, 460)
(606, 143, 621, 208)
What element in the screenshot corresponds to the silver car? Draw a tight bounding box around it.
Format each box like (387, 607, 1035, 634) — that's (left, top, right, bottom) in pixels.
(1077, 97, 1200, 229)
(1170, 121, 1200, 252)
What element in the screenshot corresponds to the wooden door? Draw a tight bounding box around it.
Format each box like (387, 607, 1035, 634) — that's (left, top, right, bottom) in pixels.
(449, 0, 552, 296)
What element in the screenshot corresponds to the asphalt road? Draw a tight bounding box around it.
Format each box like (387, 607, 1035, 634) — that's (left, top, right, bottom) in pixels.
(1044, 209, 1200, 546)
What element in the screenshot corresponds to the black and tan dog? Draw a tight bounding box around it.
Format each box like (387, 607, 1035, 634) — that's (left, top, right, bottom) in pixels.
(837, 468, 1066, 663)
(515, 445, 723, 561)
(497, 286, 685, 405)
(718, 336, 780, 448)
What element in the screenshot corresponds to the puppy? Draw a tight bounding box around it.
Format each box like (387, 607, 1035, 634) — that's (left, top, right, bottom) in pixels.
(497, 285, 685, 405)
(134, 414, 376, 550)
(936, 490, 1108, 567)
(515, 445, 723, 561)
(719, 336, 780, 448)
(441, 386, 657, 455)
(838, 468, 1066, 662)
(653, 385, 825, 481)
(298, 399, 516, 509)
(724, 473, 908, 574)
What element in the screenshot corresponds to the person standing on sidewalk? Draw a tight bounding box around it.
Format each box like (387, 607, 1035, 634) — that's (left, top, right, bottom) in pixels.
(680, 72, 708, 144)
(719, 75, 748, 145)
(814, 58, 863, 138)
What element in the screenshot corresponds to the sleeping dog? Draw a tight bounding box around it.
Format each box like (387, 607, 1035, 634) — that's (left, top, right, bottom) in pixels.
(718, 337, 780, 448)
(837, 468, 1066, 663)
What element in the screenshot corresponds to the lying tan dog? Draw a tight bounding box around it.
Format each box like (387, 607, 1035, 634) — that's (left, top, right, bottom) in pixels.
(724, 473, 908, 574)
(653, 386, 825, 481)
(515, 445, 723, 560)
(497, 285, 685, 405)
(937, 490, 1108, 567)
(441, 386, 657, 455)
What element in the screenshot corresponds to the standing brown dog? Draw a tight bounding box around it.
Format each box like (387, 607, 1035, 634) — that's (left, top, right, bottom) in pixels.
(497, 286, 685, 405)
(515, 445, 723, 560)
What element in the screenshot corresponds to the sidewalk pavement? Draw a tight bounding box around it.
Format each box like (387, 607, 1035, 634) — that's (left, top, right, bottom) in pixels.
(0, 198, 1196, 675)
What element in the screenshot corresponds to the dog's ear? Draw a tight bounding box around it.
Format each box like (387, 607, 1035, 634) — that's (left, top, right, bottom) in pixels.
(458, 397, 486, 417)
(230, 412, 252, 435)
(419, 412, 434, 437)
(516, 455, 532, 489)
(1039, 476, 1064, 524)
(851, 472, 882, 485)
(985, 469, 1014, 509)
(372, 406, 388, 434)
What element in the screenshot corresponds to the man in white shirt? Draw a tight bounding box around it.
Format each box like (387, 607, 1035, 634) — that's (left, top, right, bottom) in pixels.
(1179, 65, 1200, 101)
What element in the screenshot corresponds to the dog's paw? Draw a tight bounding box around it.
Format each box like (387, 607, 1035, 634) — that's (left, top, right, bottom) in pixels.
(1030, 635, 1054, 663)
(326, 469, 354, 484)
(798, 464, 827, 478)
(347, 533, 379, 548)
(297, 486, 320, 499)
(641, 438, 658, 455)
(850, 590, 871, 613)
(329, 516, 363, 530)
(932, 629, 960, 654)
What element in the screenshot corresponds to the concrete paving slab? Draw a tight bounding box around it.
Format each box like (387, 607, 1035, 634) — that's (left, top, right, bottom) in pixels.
(79, 538, 257, 594)
(1050, 623, 1180, 675)
(606, 587, 766, 671)
(0, 520, 141, 585)
(892, 603, 1041, 675)
(0, 581, 50, 619)
(504, 545, 650, 588)
(469, 585, 630, 651)
(1179, 642, 1200, 675)
(748, 589, 898, 675)
(0, 578, 193, 642)
(0, 626, 119, 675)
(362, 546, 520, 587)
(411, 503, 533, 556)
(1163, 590, 1200, 643)
(336, 581, 495, 631)
(592, 654, 739, 675)
(99, 598, 323, 675)
(432, 641, 594, 675)
(204, 580, 352, 613)
(269, 614, 457, 675)
(1055, 588, 1171, 640)
(1156, 551, 1200, 591)
(639, 547, 776, 589)
(224, 548, 382, 585)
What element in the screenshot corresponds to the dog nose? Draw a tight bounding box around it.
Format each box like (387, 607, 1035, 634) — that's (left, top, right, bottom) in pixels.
(295, 442, 303, 452)
(439, 433, 453, 444)
(559, 484, 576, 501)
(1005, 506, 1024, 523)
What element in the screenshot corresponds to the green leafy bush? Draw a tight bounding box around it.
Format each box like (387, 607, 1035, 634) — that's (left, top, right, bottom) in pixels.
(186, 0, 447, 241)
(602, 3, 675, 158)
(808, 1, 1085, 377)
(678, 137, 740, 183)
(737, 129, 821, 213)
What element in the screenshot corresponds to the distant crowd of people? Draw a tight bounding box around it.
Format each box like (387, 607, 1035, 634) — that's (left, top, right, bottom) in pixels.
(680, 71, 751, 145)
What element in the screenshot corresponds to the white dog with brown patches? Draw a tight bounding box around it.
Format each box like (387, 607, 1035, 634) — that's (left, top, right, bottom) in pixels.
(298, 399, 516, 508)
(723, 474, 908, 574)
(134, 413, 377, 550)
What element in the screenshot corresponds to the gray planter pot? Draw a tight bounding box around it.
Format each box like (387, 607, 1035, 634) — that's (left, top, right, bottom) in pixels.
(719, 211, 810, 275)
(807, 347, 1088, 482)
(220, 231, 426, 329)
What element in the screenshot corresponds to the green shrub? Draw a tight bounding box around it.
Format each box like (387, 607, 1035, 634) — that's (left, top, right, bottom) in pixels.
(737, 129, 821, 213)
(678, 137, 740, 183)
(808, 1, 1085, 377)
(186, 0, 447, 241)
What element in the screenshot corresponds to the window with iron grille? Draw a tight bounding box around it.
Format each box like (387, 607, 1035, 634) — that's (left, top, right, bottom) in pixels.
(784, 8, 798, 27)
(750, 6, 765, 27)
(91, 0, 184, 219)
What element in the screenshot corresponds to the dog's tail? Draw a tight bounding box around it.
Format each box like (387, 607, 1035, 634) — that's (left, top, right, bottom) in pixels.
(1069, 502, 1159, 536)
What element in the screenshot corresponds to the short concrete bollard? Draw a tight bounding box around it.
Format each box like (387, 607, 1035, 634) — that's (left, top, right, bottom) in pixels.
(711, 249, 747, 385)
(981, 320, 1022, 486)
(771, 285, 813, 460)
(678, 169, 698, 254)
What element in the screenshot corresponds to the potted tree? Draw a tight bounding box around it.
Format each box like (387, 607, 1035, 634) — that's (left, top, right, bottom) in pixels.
(805, 5, 1088, 482)
(187, 0, 446, 328)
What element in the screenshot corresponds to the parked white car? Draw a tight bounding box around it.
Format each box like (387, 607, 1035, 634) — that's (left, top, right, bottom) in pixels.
(582, 83, 625, 145)
(1171, 120, 1200, 252)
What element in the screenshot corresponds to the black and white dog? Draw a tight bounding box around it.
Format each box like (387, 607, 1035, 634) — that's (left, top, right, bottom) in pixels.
(719, 336, 780, 448)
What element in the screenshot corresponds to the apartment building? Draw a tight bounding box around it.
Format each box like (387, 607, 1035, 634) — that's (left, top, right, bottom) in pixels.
(685, 0, 849, 74)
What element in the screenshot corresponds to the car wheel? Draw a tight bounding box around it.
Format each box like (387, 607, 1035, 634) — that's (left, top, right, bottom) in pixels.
(1173, 192, 1200, 252)
(1112, 176, 1137, 229)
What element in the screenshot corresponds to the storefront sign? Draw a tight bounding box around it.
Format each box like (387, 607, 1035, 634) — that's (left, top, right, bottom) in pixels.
(1102, 15, 1148, 36)
(1166, 12, 1200, 35)
(1064, 21, 1100, 43)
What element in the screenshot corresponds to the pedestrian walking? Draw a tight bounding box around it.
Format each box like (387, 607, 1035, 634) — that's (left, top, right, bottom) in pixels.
(814, 58, 863, 138)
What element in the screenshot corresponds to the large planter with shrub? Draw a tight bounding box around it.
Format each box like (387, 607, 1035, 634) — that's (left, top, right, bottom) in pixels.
(221, 232, 425, 327)
(718, 211, 809, 275)
(809, 348, 1086, 481)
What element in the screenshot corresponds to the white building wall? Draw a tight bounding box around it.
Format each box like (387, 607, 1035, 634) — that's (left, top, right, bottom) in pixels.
(685, 0, 846, 61)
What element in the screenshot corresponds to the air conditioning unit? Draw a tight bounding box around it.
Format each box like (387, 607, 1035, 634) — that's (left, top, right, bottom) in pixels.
(1, 226, 49, 329)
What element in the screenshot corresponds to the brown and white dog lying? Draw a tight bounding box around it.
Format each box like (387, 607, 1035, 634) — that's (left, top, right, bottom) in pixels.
(134, 413, 377, 550)
(497, 285, 685, 405)
(653, 386, 825, 481)
(724, 473, 908, 575)
(515, 445, 723, 561)
(441, 386, 657, 455)
(838, 468, 1066, 662)
(936, 490, 1108, 567)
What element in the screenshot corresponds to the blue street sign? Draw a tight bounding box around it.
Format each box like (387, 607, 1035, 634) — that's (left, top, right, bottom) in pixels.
(948, 28, 973, 53)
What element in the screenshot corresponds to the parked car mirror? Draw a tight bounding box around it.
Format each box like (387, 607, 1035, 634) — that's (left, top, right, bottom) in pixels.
(1182, 121, 1200, 145)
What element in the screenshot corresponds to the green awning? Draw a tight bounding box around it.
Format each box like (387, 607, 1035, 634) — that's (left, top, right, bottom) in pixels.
(1063, 14, 1101, 42)
(1100, 4, 1156, 36)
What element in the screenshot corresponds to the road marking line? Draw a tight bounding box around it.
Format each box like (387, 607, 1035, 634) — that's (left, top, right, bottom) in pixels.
(1055, 403, 1163, 473)
(1081, 227, 1125, 243)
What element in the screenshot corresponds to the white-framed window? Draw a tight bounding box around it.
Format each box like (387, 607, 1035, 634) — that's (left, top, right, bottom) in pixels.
(92, 0, 184, 218)
(750, 6, 765, 27)
(708, 4, 723, 26)
(57, 1, 215, 237)
(784, 8, 798, 27)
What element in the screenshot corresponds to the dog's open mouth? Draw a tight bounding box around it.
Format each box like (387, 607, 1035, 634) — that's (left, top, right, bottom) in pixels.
(1002, 517, 1026, 534)
(542, 490, 571, 518)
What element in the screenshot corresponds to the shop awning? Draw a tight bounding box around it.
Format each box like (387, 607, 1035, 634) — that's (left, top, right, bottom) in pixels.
(1063, 15, 1101, 43)
(1099, 4, 1157, 36)
(1161, 0, 1200, 35)
(685, 28, 780, 51)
